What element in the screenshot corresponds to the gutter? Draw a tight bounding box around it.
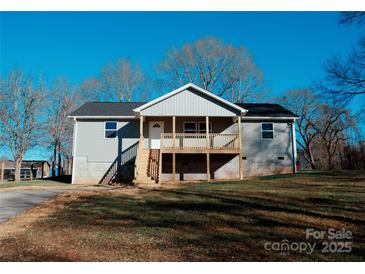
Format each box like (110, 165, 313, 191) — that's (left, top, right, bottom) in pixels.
(68, 115, 137, 119)
(242, 116, 299, 120)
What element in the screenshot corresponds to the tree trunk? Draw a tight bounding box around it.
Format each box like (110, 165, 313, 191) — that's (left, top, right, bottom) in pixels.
(52, 143, 57, 177)
(326, 146, 333, 170)
(30, 164, 34, 180)
(1, 160, 5, 183)
(308, 152, 316, 169)
(58, 143, 62, 176)
(14, 157, 22, 182)
(305, 144, 316, 169)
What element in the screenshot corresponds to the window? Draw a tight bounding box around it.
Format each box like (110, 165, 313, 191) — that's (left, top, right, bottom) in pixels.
(261, 123, 274, 139)
(105, 121, 117, 138)
(198, 122, 212, 133)
(183, 122, 197, 133)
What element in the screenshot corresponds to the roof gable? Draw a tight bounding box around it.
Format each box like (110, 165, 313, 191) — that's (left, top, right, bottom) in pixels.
(134, 83, 247, 117)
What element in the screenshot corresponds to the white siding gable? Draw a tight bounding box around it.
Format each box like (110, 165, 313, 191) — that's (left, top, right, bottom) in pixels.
(140, 88, 240, 117)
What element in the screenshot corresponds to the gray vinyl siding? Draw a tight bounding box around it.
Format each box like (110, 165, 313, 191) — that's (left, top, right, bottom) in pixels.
(242, 120, 294, 176)
(75, 119, 139, 161)
(141, 88, 240, 117)
(73, 119, 139, 184)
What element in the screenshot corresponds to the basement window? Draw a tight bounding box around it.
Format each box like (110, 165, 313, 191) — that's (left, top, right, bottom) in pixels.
(261, 123, 274, 139)
(105, 121, 117, 138)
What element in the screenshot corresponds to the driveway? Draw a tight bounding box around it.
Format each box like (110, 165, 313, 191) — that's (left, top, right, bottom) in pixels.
(0, 189, 67, 223)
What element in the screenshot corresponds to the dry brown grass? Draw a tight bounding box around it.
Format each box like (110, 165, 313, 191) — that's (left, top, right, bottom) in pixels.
(0, 171, 364, 261)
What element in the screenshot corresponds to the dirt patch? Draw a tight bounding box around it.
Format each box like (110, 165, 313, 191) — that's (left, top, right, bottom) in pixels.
(0, 187, 141, 240)
(0, 184, 115, 193)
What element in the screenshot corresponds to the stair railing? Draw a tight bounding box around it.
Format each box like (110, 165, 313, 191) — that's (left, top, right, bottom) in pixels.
(99, 142, 139, 185)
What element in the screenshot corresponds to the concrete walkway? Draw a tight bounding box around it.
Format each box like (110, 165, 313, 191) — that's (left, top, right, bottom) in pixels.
(0, 189, 67, 223)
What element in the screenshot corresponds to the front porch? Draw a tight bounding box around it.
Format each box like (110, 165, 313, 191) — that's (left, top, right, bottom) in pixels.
(132, 83, 247, 184)
(135, 115, 243, 183)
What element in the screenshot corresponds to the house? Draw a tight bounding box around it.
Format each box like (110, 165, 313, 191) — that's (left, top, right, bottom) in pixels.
(69, 83, 299, 185)
(1, 160, 50, 181)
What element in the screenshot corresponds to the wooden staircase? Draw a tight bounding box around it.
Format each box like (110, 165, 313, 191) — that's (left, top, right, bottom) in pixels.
(135, 149, 160, 184)
(99, 142, 138, 185)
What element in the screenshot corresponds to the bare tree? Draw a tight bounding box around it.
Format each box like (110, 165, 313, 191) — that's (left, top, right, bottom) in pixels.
(322, 12, 365, 103)
(79, 78, 103, 101)
(47, 78, 77, 177)
(312, 104, 355, 169)
(339, 12, 365, 25)
(0, 70, 45, 181)
(157, 37, 265, 102)
(97, 59, 145, 102)
(79, 59, 146, 102)
(324, 42, 365, 101)
(281, 88, 320, 169)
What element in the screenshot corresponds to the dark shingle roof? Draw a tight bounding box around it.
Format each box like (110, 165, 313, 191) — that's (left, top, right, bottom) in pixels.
(69, 102, 146, 117)
(70, 102, 298, 118)
(237, 103, 298, 118)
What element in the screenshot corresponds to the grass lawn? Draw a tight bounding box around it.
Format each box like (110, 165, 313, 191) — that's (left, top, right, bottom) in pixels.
(0, 180, 72, 189)
(0, 171, 364, 261)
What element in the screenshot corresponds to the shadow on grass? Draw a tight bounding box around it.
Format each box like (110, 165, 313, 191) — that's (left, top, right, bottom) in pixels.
(48, 184, 365, 237)
(41, 175, 71, 184)
(3, 172, 365, 261)
(260, 170, 365, 181)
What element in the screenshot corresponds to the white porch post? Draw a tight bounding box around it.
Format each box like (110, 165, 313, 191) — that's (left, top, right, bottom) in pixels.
(172, 116, 176, 182)
(139, 115, 144, 148)
(172, 116, 176, 148)
(206, 116, 210, 149)
(172, 153, 176, 182)
(206, 116, 211, 182)
(238, 116, 243, 180)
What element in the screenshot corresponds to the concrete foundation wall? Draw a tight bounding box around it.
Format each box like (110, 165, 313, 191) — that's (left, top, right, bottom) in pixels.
(73, 157, 113, 184)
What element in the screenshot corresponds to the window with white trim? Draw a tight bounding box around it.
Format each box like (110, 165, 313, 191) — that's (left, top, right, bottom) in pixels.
(198, 122, 212, 133)
(105, 121, 117, 138)
(261, 123, 274, 139)
(183, 122, 197, 133)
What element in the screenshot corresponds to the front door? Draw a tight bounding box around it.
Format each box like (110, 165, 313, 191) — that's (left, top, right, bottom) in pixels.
(149, 121, 164, 149)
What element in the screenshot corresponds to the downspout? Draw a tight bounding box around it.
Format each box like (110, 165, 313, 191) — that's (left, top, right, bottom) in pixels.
(291, 120, 297, 174)
(71, 118, 78, 184)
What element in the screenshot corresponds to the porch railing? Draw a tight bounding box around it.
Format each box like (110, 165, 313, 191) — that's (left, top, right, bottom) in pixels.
(160, 133, 240, 150)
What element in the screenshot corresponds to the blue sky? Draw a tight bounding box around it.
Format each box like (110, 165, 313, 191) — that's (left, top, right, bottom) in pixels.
(0, 12, 363, 159)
